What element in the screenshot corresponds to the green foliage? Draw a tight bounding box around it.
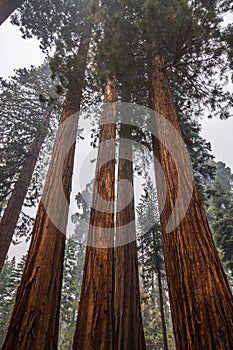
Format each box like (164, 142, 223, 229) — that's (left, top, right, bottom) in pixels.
(0, 64, 60, 214)
(11, 0, 233, 114)
(178, 111, 216, 199)
(137, 180, 175, 349)
(0, 256, 26, 345)
(11, 0, 92, 89)
(207, 161, 233, 285)
(223, 23, 233, 79)
(59, 182, 92, 349)
(59, 236, 85, 350)
(0, 64, 61, 241)
(142, 0, 233, 118)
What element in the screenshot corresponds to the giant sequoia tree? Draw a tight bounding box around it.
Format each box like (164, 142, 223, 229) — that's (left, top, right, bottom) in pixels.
(151, 56, 233, 349)
(114, 124, 146, 350)
(2, 26, 91, 350)
(142, 1, 233, 348)
(72, 77, 117, 349)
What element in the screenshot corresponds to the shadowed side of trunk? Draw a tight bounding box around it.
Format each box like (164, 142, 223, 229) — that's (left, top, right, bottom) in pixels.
(2, 36, 90, 350)
(151, 55, 233, 350)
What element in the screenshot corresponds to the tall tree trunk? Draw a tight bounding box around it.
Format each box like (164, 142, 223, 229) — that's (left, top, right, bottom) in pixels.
(151, 55, 233, 349)
(0, 108, 52, 272)
(2, 36, 90, 350)
(114, 123, 146, 350)
(72, 78, 117, 350)
(0, 0, 24, 25)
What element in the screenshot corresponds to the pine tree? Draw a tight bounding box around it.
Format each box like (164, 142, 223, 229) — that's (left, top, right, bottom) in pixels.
(137, 181, 174, 350)
(0, 255, 25, 345)
(207, 161, 233, 286)
(0, 65, 58, 217)
(0, 108, 52, 271)
(0, 64, 60, 271)
(59, 236, 84, 350)
(0, 257, 16, 345)
(59, 183, 92, 349)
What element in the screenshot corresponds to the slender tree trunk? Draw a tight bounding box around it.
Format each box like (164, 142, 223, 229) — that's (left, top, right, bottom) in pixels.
(0, 108, 52, 272)
(72, 78, 117, 350)
(2, 36, 90, 350)
(153, 230, 168, 350)
(114, 123, 146, 350)
(151, 55, 233, 349)
(0, 0, 24, 25)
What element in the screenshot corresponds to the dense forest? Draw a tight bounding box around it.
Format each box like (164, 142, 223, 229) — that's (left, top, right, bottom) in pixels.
(0, 0, 233, 349)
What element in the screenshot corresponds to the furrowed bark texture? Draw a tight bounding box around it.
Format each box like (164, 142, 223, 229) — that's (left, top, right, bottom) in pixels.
(0, 109, 52, 273)
(151, 56, 233, 350)
(72, 79, 117, 350)
(2, 38, 89, 350)
(0, 0, 24, 25)
(114, 125, 146, 350)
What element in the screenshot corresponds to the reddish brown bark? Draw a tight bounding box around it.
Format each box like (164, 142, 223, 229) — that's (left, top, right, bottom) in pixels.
(72, 79, 117, 350)
(151, 55, 233, 349)
(0, 109, 52, 273)
(114, 124, 146, 350)
(2, 37, 89, 350)
(0, 0, 24, 25)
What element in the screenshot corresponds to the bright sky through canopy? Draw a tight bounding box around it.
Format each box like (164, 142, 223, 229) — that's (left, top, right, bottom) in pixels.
(0, 18, 45, 78)
(0, 14, 232, 172)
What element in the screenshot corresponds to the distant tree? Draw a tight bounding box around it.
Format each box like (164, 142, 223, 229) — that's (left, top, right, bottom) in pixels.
(59, 236, 85, 350)
(0, 257, 16, 345)
(207, 161, 233, 286)
(0, 65, 58, 215)
(59, 185, 90, 349)
(0, 64, 60, 271)
(137, 181, 173, 350)
(0, 255, 25, 345)
(178, 113, 216, 199)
